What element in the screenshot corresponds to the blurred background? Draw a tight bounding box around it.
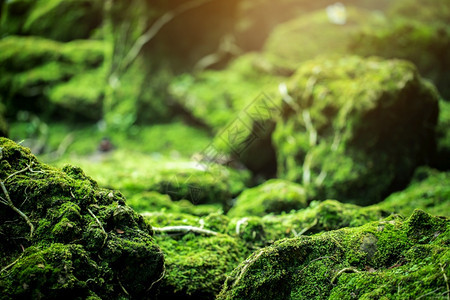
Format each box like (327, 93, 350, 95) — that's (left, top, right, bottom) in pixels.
(0, 0, 449, 210)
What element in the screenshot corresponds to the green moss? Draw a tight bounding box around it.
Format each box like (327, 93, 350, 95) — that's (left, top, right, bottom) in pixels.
(263, 6, 382, 73)
(273, 56, 439, 205)
(433, 100, 450, 170)
(378, 167, 450, 217)
(228, 179, 308, 217)
(218, 210, 449, 299)
(0, 36, 106, 120)
(1, 0, 102, 41)
(0, 138, 164, 298)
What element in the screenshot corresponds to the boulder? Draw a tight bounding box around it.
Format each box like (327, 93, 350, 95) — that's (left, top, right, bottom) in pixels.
(0, 138, 164, 298)
(273, 56, 439, 204)
(218, 210, 450, 299)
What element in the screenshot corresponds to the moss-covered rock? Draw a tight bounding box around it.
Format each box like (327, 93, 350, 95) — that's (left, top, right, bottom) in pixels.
(1, 0, 103, 41)
(263, 6, 382, 73)
(378, 167, 450, 217)
(0, 36, 106, 120)
(0, 138, 164, 298)
(228, 179, 308, 217)
(351, 3, 450, 99)
(273, 56, 439, 204)
(218, 210, 450, 299)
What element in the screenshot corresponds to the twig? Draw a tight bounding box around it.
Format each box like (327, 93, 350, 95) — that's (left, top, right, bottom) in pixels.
(0, 253, 24, 274)
(147, 264, 166, 292)
(0, 181, 34, 237)
(296, 218, 318, 236)
(120, 0, 216, 73)
(417, 288, 443, 299)
(87, 208, 108, 248)
(232, 249, 264, 288)
(5, 165, 31, 182)
(117, 275, 130, 296)
(298, 256, 334, 275)
(331, 267, 360, 284)
(441, 263, 450, 300)
(152, 226, 218, 236)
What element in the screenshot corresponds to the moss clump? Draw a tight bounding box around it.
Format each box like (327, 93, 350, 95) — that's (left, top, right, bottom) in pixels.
(126, 191, 223, 217)
(0, 36, 106, 120)
(218, 210, 449, 299)
(273, 56, 439, 205)
(378, 167, 450, 217)
(0, 138, 164, 298)
(228, 179, 308, 217)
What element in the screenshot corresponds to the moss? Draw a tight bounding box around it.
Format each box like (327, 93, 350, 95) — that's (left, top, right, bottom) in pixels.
(351, 14, 450, 99)
(155, 233, 247, 299)
(1, 0, 102, 41)
(0, 138, 164, 298)
(218, 210, 449, 299)
(228, 179, 308, 217)
(263, 6, 382, 73)
(0, 36, 106, 120)
(273, 56, 439, 205)
(378, 167, 450, 217)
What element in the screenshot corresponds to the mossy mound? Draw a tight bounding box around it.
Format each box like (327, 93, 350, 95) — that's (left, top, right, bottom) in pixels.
(0, 138, 164, 298)
(228, 179, 308, 217)
(263, 6, 381, 73)
(126, 191, 223, 217)
(379, 167, 450, 217)
(1, 0, 102, 41)
(273, 56, 439, 205)
(218, 210, 450, 299)
(0, 36, 106, 120)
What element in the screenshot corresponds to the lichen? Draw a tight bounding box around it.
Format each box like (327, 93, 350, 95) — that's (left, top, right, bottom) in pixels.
(0, 138, 164, 298)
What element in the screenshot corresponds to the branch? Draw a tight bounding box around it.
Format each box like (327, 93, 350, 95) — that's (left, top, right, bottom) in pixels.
(152, 225, 218, 236)
(120, 0, 216, 73)
(0, 181, 34, 238)
(87, 208, 108, 248)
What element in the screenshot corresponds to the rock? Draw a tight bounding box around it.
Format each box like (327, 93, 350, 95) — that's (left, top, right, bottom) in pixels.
(0, 138, 164, 298)
(263, 6, 381, 73)
(227, 179, 308, 217)
(351, 0, 450, 99)
(218, 210, 450, 299)
(273, 56, 439, 204)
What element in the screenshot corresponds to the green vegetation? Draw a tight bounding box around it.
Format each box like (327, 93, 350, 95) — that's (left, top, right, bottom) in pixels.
(2, 0, 450, 299)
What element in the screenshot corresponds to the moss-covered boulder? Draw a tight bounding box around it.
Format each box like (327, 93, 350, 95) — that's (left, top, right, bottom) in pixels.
(263, 6, 381, 73)
(0, 138, 164, 298)
(351, 0, 450, 99)
(0, 36, 106, 120)
(1, 0, 102, 41)
(219, 210, 450, 299)
(228, 179, 308, 217)
(273, 56, 439, 204)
